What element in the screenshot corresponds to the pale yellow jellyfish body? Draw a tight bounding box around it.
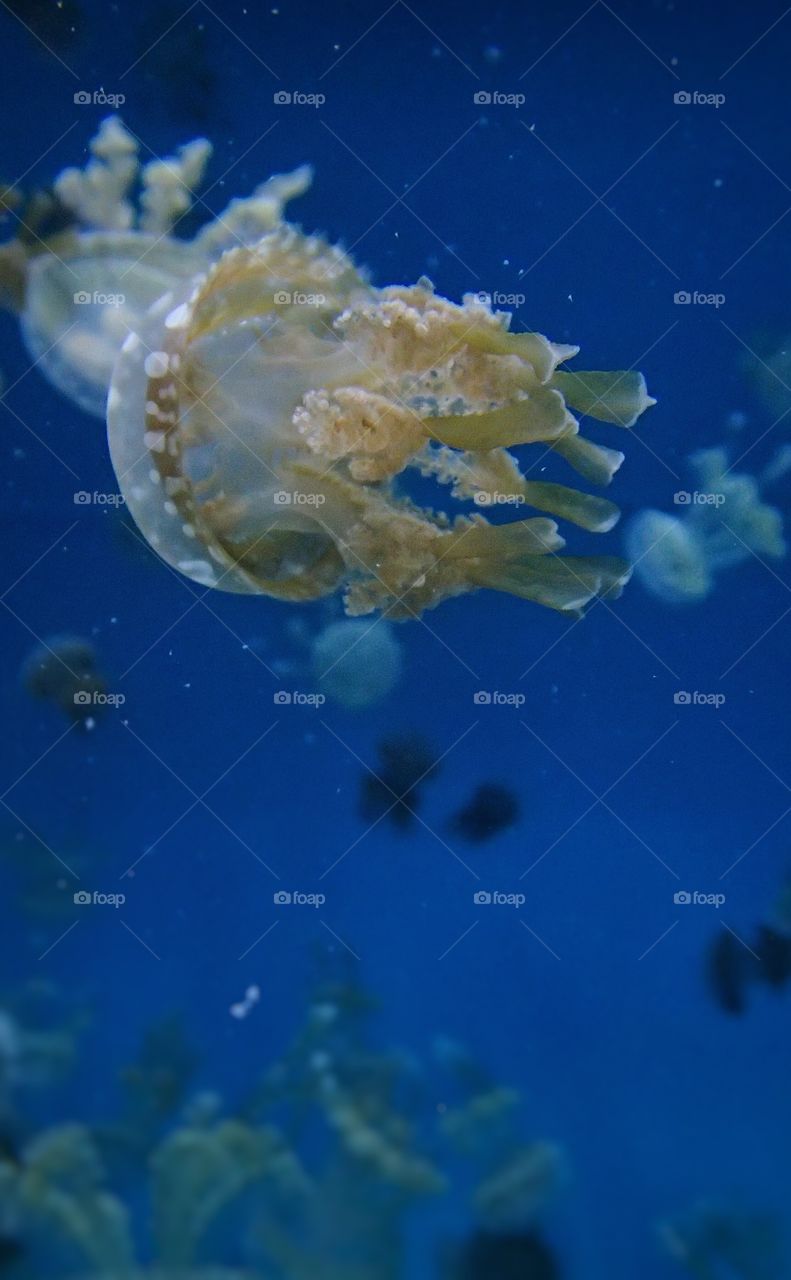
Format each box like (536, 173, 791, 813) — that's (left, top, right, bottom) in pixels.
(107, 224, 654, 619)
(1, 117, 656, 621)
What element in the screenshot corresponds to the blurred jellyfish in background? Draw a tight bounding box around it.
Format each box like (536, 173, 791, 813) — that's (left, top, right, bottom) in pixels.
(0, 988, 77, 1139)
(437, 1041, 566, 1280)
(625, 446, 786, 604)
(0, 116, 311, 417)
(744, 330, 791, 427)
(0, 968, 566, 1280)
(21, 635, 108, 728)
(310, 618, 403, 709)
(659, 1200, 782, 1280)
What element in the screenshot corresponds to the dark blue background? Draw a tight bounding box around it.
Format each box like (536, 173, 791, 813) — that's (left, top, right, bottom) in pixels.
(1, 1, 790, 1275)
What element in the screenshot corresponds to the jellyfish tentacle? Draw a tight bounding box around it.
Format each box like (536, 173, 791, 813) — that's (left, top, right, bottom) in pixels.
(423, 388, 573, 451)
(549, 368, 657, 427)
(550, 433, 626, 486)
(416, 446, 621, 533)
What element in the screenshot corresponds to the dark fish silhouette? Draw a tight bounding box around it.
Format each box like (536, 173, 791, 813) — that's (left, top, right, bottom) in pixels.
(707, 918, 791, 1015)
(136, 8, 217, 127)
(450, 783, 519, 843)
(707, 930, 753, 1015)
(3, 0, 83, 50)
(452, 1229, 561, 1280)
(755, 925, 791, 988)
(359, 734, 439, 830)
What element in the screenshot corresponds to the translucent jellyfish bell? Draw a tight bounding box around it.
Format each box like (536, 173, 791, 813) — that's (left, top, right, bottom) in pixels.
(311, 619, 403, 708)
(626, 447, 786, 604)
(22, 234, 204, 417)
(108, 227, 655, 620)
(625, 510, 711, 604)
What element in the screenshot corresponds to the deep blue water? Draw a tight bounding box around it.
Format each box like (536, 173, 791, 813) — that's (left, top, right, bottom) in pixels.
(1, 1, 790, 1277)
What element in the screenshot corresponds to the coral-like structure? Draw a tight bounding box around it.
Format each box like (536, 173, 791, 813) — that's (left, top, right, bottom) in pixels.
(0, 974, 564, 1279)
(626, 446, 786, 604)
(1, 118, 654, 620)
(0, 1005, 74, 1127)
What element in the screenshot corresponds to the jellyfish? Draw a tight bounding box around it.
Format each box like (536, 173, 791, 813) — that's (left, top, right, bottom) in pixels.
(1, 118, 655, 620)
(624, 510, 712, 604)
(21, 635, 106, 727)
(106, 233, 654, 619)
(311, 618, 402, 708)
(626, 446, 786, 604)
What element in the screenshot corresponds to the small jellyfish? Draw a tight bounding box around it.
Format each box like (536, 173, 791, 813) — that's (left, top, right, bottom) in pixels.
(624, 510, 711, 604)
(21, 635, 106, 728)
(311, 618, 402, 709)
(626, 446, 786, 604)
(449, 783, 520, 843)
